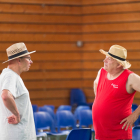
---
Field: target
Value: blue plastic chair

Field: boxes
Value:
[132,103,138,111]
[132,126,140,140]
[34,111,72,139]
[32,104,38,112]
[66,128,92,140]
[34,112,55,139]
[57,105,72,112]
[34,111,55,133]
[44,105,55,111]
[78,109,94,131]
[70,88,93,108]
[38,106,55,121]
[56,110,76,133]
[74,106,90,122]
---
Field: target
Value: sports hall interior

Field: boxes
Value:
[0,0,140,110]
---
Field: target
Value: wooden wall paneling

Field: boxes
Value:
[82,79,94,88]
[83,13,140,23]
[0,52,82,61]
[83,23,140,32]
[24,80,82,90]
[0,33,82,42]
[0,3,81,15]
[1,42,140,52]
[82,3,140,14]
[0,43,82,51]
[29,89,70,99]
[29,61,83,71]
[31,98,70,108]
[21,71,82,80]
[83,32,140,42]
[0,23,82,33]
[82,42,140,51]
[82,71,99,79]
[0,13,82,24]
[29,61,82,71]
[83,61,104,69]
[134,91,140,99]
[0,0,82,5]
[2,32,140,42]
[82,0,140,5]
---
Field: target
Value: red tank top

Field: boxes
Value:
[92,68,136,140]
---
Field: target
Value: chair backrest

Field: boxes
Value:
[34,111,55,133]
[38,106,55,120]
[74,106,90,121]
[66,128,92,140]
[79,110,93,128]
[57,105,72,112]
[44,105,55,111]
[132,126,140,140]
[32,104,38,112]
[132,103,138,112]
[70,88,87,106]
[56,110,76,132]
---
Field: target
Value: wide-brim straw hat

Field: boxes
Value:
[3,42,36,63]
[99,45,131,69]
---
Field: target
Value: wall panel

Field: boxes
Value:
[0,0,82,108]
[0,0,81,5]
[82,0,140,5]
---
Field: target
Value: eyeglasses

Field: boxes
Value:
[20,57,32,61]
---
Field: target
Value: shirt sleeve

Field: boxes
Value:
[1,73,17,98]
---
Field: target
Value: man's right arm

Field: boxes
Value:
[93,69,101,96]
[1,89,20,124]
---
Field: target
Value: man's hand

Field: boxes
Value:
[120,112,139,130]
[7,114,20,124]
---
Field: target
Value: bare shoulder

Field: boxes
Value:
[127,72,140,92]
[128,72,140,81]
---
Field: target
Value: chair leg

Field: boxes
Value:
[42,136,47,140]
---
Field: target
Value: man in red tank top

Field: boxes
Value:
[92,45,140,140]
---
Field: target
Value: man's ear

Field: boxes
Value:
[117,63,123,68]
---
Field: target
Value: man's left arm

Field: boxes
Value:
[121,73,140,130]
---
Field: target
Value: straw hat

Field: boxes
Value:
[99,45,131,69]
[3,42,36,63]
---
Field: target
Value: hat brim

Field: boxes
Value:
[99,49,131,69]
[2,50,36,64]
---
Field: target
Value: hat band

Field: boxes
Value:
[108,52,125,61]
[8,50,28,59]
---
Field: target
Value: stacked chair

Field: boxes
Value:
[34,104,94,140]
[56,110,76,133]
[34,111,55,140]
[57,105,72,112]
[70,88,93,109]
[43,105,55,111]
